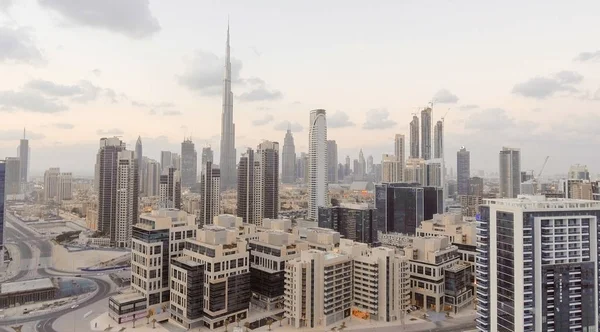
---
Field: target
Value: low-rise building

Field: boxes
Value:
[317,203,377,245]
[0,278,58,308]
[302,227,341,251]
[108,292,147,324]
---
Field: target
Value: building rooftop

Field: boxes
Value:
[445,262,471,273]
[1,278,56,294]
[110,292,146,304]
[484,195,600,210]
[173,256,201,267]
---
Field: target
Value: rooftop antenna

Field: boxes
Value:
[23,127,26,139]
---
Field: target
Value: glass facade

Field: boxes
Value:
[496,211,515,331]
[0,162,4,251]
[317,206,376,244]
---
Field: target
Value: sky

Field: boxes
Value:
[1,0,600,177]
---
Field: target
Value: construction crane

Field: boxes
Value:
[534,156,550,194]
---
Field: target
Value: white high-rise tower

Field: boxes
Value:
[308,109,328,220]
[219,23,236,191]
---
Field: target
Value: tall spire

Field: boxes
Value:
[23,127,26,139]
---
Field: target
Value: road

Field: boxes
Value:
[0,212,116,332]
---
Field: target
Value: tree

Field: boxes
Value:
[267,319,274,331]
[278,315,284,327]
[330,327,337,332]
[340,322,346,330]
[244,322,250,332]
[11,326,23,332]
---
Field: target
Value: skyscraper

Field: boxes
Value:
[58,172,72,202]
[144,159,161,197]
[434,120,443,159]
[44,167,61,202]
[18,128,29,184]
[381,154,402,183]
[476,197,600,332]
[394,134,405,180]
[457,146,470,195]
[308,109,328,221]
[358,149,366,178]
[4,157,20,195]
[171,153,181,171]
[326,140,338,184]
[0,161,5,252]
[160,151,172,172]
[237,148,256,224]
[256,141,280,221]
[282,129,296,184]
[96,137,138,247]
[568,164,590,180]
[135,136,143,192]
[366,155,374,175]
[160,167,181,209]
[181,138,197,188]
[344,155,351,176]
[409,115,419,158]
[421,107,432,160]
[219,24,237,191]
[201,146,213,176]
[499,147,521,198]
[199,162,220,227]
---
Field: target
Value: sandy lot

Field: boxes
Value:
[52,244,128,271]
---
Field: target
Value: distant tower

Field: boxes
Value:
[0,161,4,252]
[409,116,419,158]
[499,147,521,198]
[457,147,470,195]
[394,134,405,181]
[282,129,296,184]
[160,151,172,172]
[237,148,256,224]
[18,128,29,184]
[308,109,328,221]
[256,141,280,221]
[219,23,237,191]
[434,121,443,159]
[160,167,181,209]
[181,138,198,188]
[144,159,161,196]
[421,107,432,160]
[4,157,21,195]
[199,162,220,226]
[367,155,374,175]
[327,140,338,184]
[344,155,351,176]
[201,146,214,176]
[135,136,143,193]
[44,167,61,202]
[114,150,138,247]
[358,149,366,179]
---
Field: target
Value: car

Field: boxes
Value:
[71,304,79,309]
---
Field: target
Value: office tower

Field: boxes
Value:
[374,163,382,183]
[421,107,432,160]
[175,224,251,329]
[326,140,338,184]
[375,183,442,235]
[425,159,443,187]
[520,171,533,183]
[219,25,237,191]
[358,149,366,177]
[17,128,29,184]
[308,109,328,221]
[367,155,374,175]
[171,153,181,171]
[58,172,72,202]
[339,240,411,322]
[114,150,138,247]
[404,158,426,185]
[499,147,521,198]
[160,151,172,172]
[337,164,344,182]
[318,203,377,244]
[201,147,213,173]
[382,154,403,183]
[159,167,181,209]
[0,161,4,252]
[256,141,279,220]
[4,157,20,195]
[409,115,419,158]
[144,159,161,196]
[457,147,470,195]
[285,249,353,328]
[131,209,197,313]
[568,164,590,180]
[249,223,309,310]
[170,257,204,329]
[295,153,307,183]
[199,162,220,226]
[344,155,351,176]
[135,136,142,192]
[469,176,484,197]
[282,129,296,184]
[353,159,360,177]
[43,167,60,202]
[476,196,600,332]
[237,148,256,224]
[96,137,139,247]
[181,138,197,188]
[434,120,443,159]
[394,133,406,171]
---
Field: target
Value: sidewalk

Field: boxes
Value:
[91,312,171,332]
[0,243,21,282]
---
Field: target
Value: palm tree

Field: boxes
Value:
[11,326,23,332]
[330,326,337,332]
[267,318,274,331]
[340,322,346,330]
[244,322,250,332]
[224,317,230,332]
[152,318,157,329]
[237,317,241,327]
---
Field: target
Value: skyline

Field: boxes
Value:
[2,1,600,175]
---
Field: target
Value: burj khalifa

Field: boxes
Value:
[219,24,236,191]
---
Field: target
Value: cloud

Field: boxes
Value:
[459,104,479,111]
[574,50,600,62]
[274,121,303,132]
[512,71,583,99]
[328,111,355,128]
[177,51,243,96]
[92,68,101,76]
[25,79,82,96]
[252,114,274,126]
[0,26,44,64]
[433,89,459,104]
[238,87,282,102]
[362,109,397,130]
[38,0,160,39]
[0,0,13,12]
[162,110,181,116]
[96,128,123,136]
[24,79,117,103]
[53,123,74,129]
[0,129,44,140]
[0,90,67,113]
[464,108,515,131]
